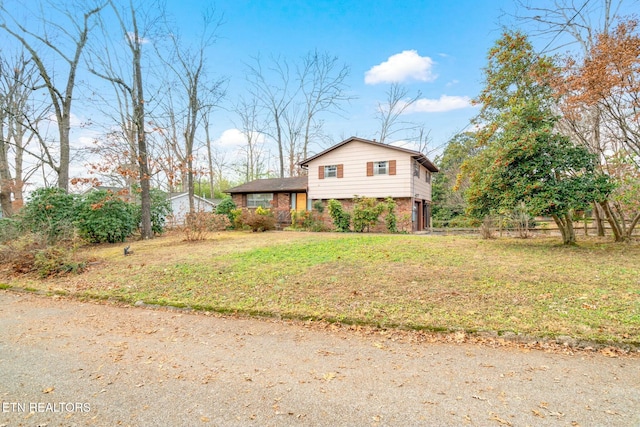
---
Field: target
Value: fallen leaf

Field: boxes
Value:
[42,386,55,394]
[532,409,544,418]
[200,416,210,422]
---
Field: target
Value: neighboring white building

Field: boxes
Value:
[168,192,219,225]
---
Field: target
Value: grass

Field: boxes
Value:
[1,230,639,347]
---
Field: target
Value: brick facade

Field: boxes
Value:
[312,197,420,232]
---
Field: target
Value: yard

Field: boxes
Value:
[1,231,639,347]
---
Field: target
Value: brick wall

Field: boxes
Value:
[313,197,416,232]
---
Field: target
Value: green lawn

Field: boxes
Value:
[2,231,639,346]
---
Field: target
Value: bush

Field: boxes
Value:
[34,246,86,278]
[148,188,172,235]
[235,207,276,232]
[290,209,328,232]
[327,199,351,232]
[0,217,22,244]
[0,233,84,277]
[20,187,78,244]
[352,196,385,232]
[384,197,398,233]
[182,212,232,241]
[215,197,237,225]
[76,190,137,243]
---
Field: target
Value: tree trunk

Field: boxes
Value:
[552,213,576,245]
[593,201,605,236]
[599,200,625,242]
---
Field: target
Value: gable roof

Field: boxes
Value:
[299,136,439,172]
[168,192,218,206]
[226,176,308,194]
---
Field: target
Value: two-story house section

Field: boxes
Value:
[299,136,438,231]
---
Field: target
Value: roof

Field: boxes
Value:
[299,136,439,172]
[169,192,218,206]
[226,176,308,194]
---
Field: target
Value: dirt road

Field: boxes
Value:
[1,290,638,426]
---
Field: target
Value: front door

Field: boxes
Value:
[296,193,307,212]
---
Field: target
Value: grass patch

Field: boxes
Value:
[2,231,639,346]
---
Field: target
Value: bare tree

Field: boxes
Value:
[154,9,226,213]
[297,50,352,160]
[0,0,105,191]
[0,53,48,215]
[88,0,161,239]
[234,97,267,181]
[246,56,296,178]
[375,83,421,144]
[245,50,351,177]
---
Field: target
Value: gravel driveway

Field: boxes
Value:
[1,290,638,426]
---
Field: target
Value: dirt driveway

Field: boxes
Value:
[1,290,638,427]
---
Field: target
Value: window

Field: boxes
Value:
[413,161,420,178]
[425,171,431,184]
[324,165,337,178]
[246,193,273,208]
[373,161,388,175]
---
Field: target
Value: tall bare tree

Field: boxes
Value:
[88,0,160,239]
[155,9,226,213]
[375,83,421,144]
[0,53,48,215]
[297,50,352,160]
[246,56,295,178]
[0,0,105,191]
[234,97,268,181]
[246,51,351,177]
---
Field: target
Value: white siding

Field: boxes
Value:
[413,164,432,201]
[307,140,432,200]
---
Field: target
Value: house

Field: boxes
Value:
[226,137,438,231]
[226,176,309,225]
[168,192,219,225]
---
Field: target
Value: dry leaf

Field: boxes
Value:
[42,386,55,394]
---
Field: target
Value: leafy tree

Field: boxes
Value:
[559,19,640,241]
[463,31,612,244]
[20,187,78,243]
[76,190,137,243]
[432,132,478,225]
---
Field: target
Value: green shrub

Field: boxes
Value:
[148,188,172,235]
[20,187,78,244]
[290,209,328,232]
[0,217,22,244]
[352,196,385,232]
[76,190,137,243]
[384,197,398,233]
[215,197,237,225]
[327,199,351,232]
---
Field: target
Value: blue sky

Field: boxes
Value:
[164,0,516,155]
[6,0,632,186]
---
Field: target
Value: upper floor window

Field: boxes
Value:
[425,171,431,184]
[324,165,337,178]
[413,160,420,178]
[247,193,273,208]
[373,161,388,175]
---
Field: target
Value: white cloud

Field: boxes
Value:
[365,50,437,85]
[216,128,266,147]
[403,95,473,113]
